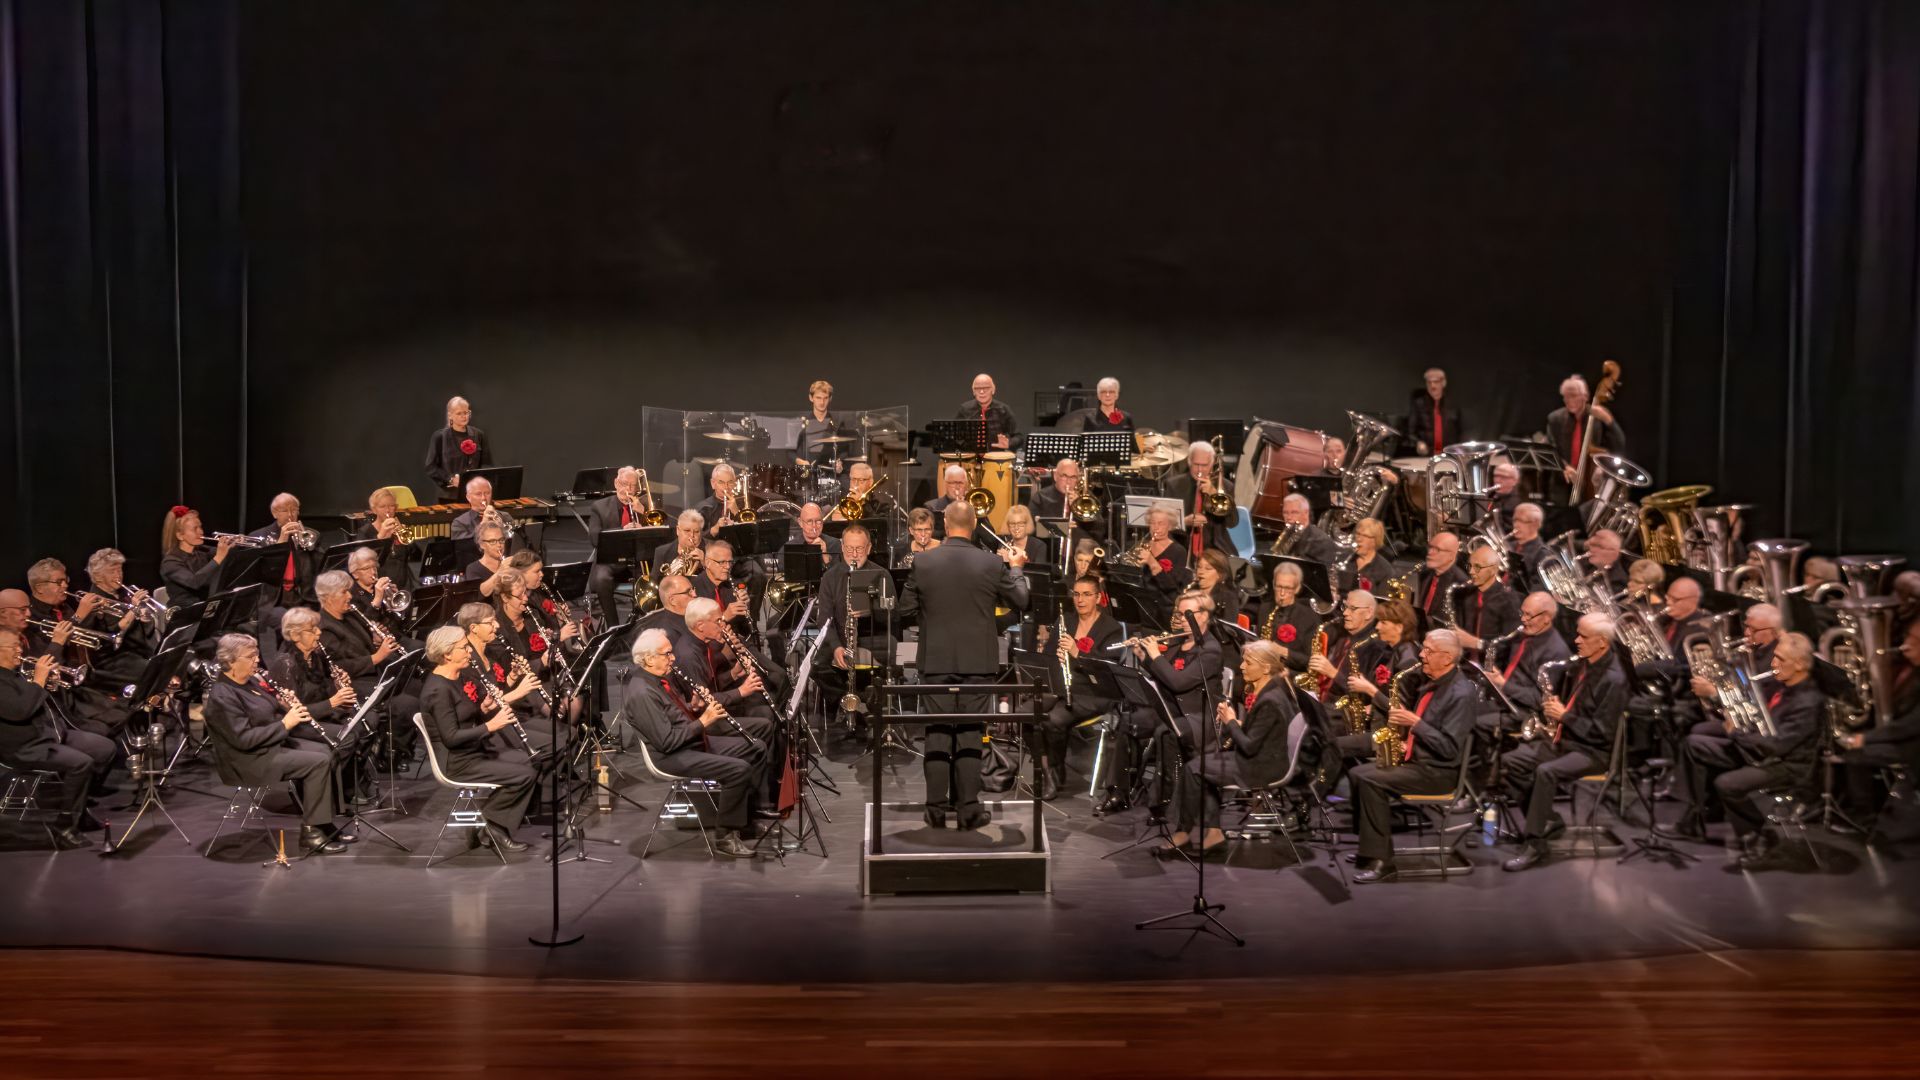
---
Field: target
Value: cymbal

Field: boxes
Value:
[692,456,725,465]
[813,434,857,444]
[705,431,755,443]
[644,482,681,496]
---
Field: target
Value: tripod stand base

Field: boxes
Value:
[528,932,585,948]
[1618,833,1700,865]
[1136,895,1245,946]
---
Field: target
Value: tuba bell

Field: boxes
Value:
[1837,554,1906,600]
[1686,503,1751,590]
[1638,484,1712,565]
[1425,440,1505,533]
[1819,595,1900,731]
[1730,538,1808,621]
[1583,452,1651,538]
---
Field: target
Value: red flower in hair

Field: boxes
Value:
[459,438,479,456]
[1075,636,1094,654]
[462,681,479,703]
[540,598,556,615]
[170,505,192,518]
[1172,658,1186,671]
[528,632,548,653]
[1157,558,1173,573]
[1375,664,1391,685]
[1276,624,1297,643]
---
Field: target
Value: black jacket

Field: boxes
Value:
[1405,392,1464,454]
[0,673,59,762]
[203,677,301,784]
[1733,677,1825,767]
[425,425,490,493]
[1149,632,1224,719]
[1227,679,1300,788]
[1161,471,1236,558]
[621,669,708,760]
[159,547,222,607]
[956,398,1019,447]
[1457,582,1522,648]
[421,671,495,773]
[896,536,1029,675]
[1548,648,1629,756]
[1261,599,1323,674]
[1492,628,1572,713]
[1400,666,1478,770]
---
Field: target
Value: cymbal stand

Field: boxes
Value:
[101,708,193,855]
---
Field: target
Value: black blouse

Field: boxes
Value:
[421,671,492,770]
[425,425,491,492]
[159,547,221,606]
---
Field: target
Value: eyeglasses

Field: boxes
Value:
[707,557,734,566]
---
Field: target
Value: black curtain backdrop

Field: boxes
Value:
[6,1,1919,584]
[1,0,244,584]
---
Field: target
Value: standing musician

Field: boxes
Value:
[249,492,320,610]
[924,464,969,516]
[418,626,536,853]
[353,487,414,583]
[1479,592,1572,737]
[1546,374,1624,500]
[620,628,763,858]
[959,373,1018,451]
[796,379,846,472]
[1163,441,1235,559]
[202,633,349,854]
[1500,613,1629,872]
[893,507,941,568]
[1349,518,1398,595]
[424,395,490,502]
[829,462,893,522]
[1085,377,1134,432]
[895,502,1030,829]
[787,502,841,567]
[465,524,515,598]
[1278,493,1340,566]
[450,476,519,551]
[587,466,654,621]
[1506,503,1549,592]
[1350,629,1480,883]
[1406,368,1463,457]
[1120,590,1225,817]
[1032,575,1125,799]
[1260,562,1320,679]
[271,607,370,800]
[159,506,237,608]
[1000,505,1049,568]
[1582,530,1631,594]
[0,628,114,848]
[1449,543,1521,658]
[1411,531,1468,632]
[1686,632,1827,870]
[1161,639,1297,859]
[653,510,707,585]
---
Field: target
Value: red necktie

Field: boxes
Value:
[1502,638,1529,679]
[1323,639,1350,696]
[1557,670,1588,744]
[1423,577,1437,612]
[621,505,632,527]
[1570,418,1583,467]
[1191,490,1204,557]
[284,551,297,594]
[1767,690,1783,710]
[1666,620,1679,644]
[1472,592,1485,635]
[661,678,708,749]
[1432,402,1443,451]
[1405,690,1435,761]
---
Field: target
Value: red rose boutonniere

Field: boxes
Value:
[528,632,548,654]
[491,661,507,682]
[1276,624,1297,644]
[462,681,479,703]
[460,438,479,456]
[1075,637,1095,654]
[540,598,556,615]
[1375,664,1391,685]
[1172,658,1186,671]
[1157,558,1173,572]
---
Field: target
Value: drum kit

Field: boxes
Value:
[701,429,867,508]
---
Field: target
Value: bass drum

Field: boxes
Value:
[1244,422,1328,527]
[747,464,806,503]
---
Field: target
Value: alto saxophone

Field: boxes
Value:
[1519,658,1571,742]
[1371,662,1422,768]
[1331,631,1378,735]
[1295,617,1332,695]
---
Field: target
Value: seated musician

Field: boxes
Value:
[346,546,409,638]
[1321,599,1421,790]
[587,466,653,620]
[819,526,889,727]
[1162,441,1234,559]
[1625,558,1666,607]
[24,560,129,738]
[653,510,707,584]
[959,372,1017,451]
[1582,529,1630,595]
[249,492,318,608]
[80,549,158,681]
[924,464,969,515]
[1506,502,1548,592]
[1836,620,1920,820]
[786,502,841,566]
[1547,374,1624,502]
[1501,613,1629,872]
[1671,602,1783,837]
[1260,562,1319,679]
[202,633,349,854]
[693,540,756,640]
[675,598,779,729]
[271,607,369,800]
[693,463,741,535]
[893,507,940,567]
[450,475,518,551]
[1686,632,1827,869]
[1001,505,1049,567]
[1450,542,1521,659]
[353,487,413,583]
[454,599,546,749]
[424,395,490,502]
[1103,589,1224,817]
[507,552,583,658]
[418,625,536,853]
[158,505,237,608]
[1279,493,1340,567]
[488,579,561,748]
[1411,531,1468,632]
[1033,575,1125,799]
[1161,639,1299,859]
[1308,589,1391,717]
[1085,377,1134,432]
[634,574,697,646]
[1350,628,1480,883]
[1406,367,1462,457]
[1071,539,1109,607]
[1896,570,1920,637]
[1479,592,1571,739]
[26,557,103,656]
[316,570,404,702]
[1027,458,1080,523]
[1134,505,1192,621]
[1488,462,1524,525]
[621,627,763,858]
[1193,549,1244,633]
[0,628,114,848]
[829,462,893,522]
[1796,556,1844,638]
[465,523,514,598]
[1349,517,1397,594]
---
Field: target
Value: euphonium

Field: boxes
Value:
[1638,484,1712,566]
[1372,662,1422,767]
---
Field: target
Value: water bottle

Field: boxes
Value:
[1481,805,1497,844]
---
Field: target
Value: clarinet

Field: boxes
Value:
[256,671,338,750]
[669,662,765,752]
[347,602,396,652]
[471,658,544,760]
[315,642,357,705]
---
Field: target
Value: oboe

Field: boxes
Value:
[669,662,764,752]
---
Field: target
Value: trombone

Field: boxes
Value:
[835,473,890,520]
[629,468,668,527]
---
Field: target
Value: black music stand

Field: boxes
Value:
[781,546,829,594]
[1025,430,1082,468]
[1187,418,1246,453]
[1082,431,1134,468]
[925,419,991,457]
[322,536,394,574]
[593,526,668,593]
[331,667,411,851]
[101,638,214,854]
[465,465,524,499]
[167,586,264,647]
[408,581,481,634]
[544,560,591,603]
[1105,574,1168,632]
[1093,659,1188,857]
[530,619,632,951]
[824,516,892,552]
[212,543,288,600]
[567,467,618,499]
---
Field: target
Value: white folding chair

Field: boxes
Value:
[413,714,507,867]
[635,740,723,859]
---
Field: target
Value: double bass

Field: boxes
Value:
[1569,359,1622,501]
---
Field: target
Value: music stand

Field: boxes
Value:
[101,640,212,854]
[1082,431,1134,468]
[332,666,410,851]
[408,581,481,633]
[568,467,618,499]
[782,546,829,592]
[1187,418,1247,453]
[1105,574,1168,632]
[1090,659,1192,856]
[212,543,287,599]
[1024,430,1082,467]
[543,560,591,602]
[322,536,394,575]
[593,526,668,586]
[925,419,991,457]
[465,465,524,499]
[165,586,263,647]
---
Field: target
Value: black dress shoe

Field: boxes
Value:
[300,826,347,854]
[957,810,991,830]
[714,833,757,859]
[1502,845,1547,873]
[76,811,105,833]
[1660,813,1708,841]
[923,807,947,829]
[474,828,530,853]
[50,827,88,851]
[328,824,359,844]
[1353,859,1398,884]
[1094,794,1130,816]
[1035,771,1061,801]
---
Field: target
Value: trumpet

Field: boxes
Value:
[214,526,319,551]
[210,531,269,549]
[68,588,156,625]
[27,618,119,651]
[371,578,412,615]
[16,661,88,690]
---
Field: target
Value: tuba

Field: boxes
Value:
[1818,595,1900,732]
[1333,411,1402,530]
[1638,484,1712,566]
[1582,452,1651,538]
[1686,503,1751,591]
[1425,441,1506,533]
[1729,538,1807,622]
[1837,554,1906,600]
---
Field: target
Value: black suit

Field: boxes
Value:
[1546,407,1625,502]
[1411,563,1470,633]
[1161,471,1235,559]
[419,672,537,832]
[957,398,1019,448]
[0,672,112,828]
[1456,582,1521,655]
[895,535,1030,819]
[1405,393,1463,455]
[203,677,337,826]
[1503,648,1629,844]
[1350,665,1478,863]
[1174,678,1298,834]
[620,669,762,830]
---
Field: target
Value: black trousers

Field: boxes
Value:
[656,734,763,831]
[446,754,537,833]
[1039,694,1109,777]
[8,737,109,827]
[1841,742,1916,816]
[249,745,339,826]
[1173,751,1250,834]
[1502,740,1603,843]
[587,563,635,631]
[1350,759,1456,863]
[1686,733,1802,838]
[922,673,991,816]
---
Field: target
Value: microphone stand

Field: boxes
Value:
[1136,637,1244,946]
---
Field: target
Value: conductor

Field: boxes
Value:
[896,502,1030,829]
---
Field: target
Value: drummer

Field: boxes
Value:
[959,373,1018,451]
[797,379,850,474]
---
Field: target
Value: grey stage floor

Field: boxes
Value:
[1,704,1915,984]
